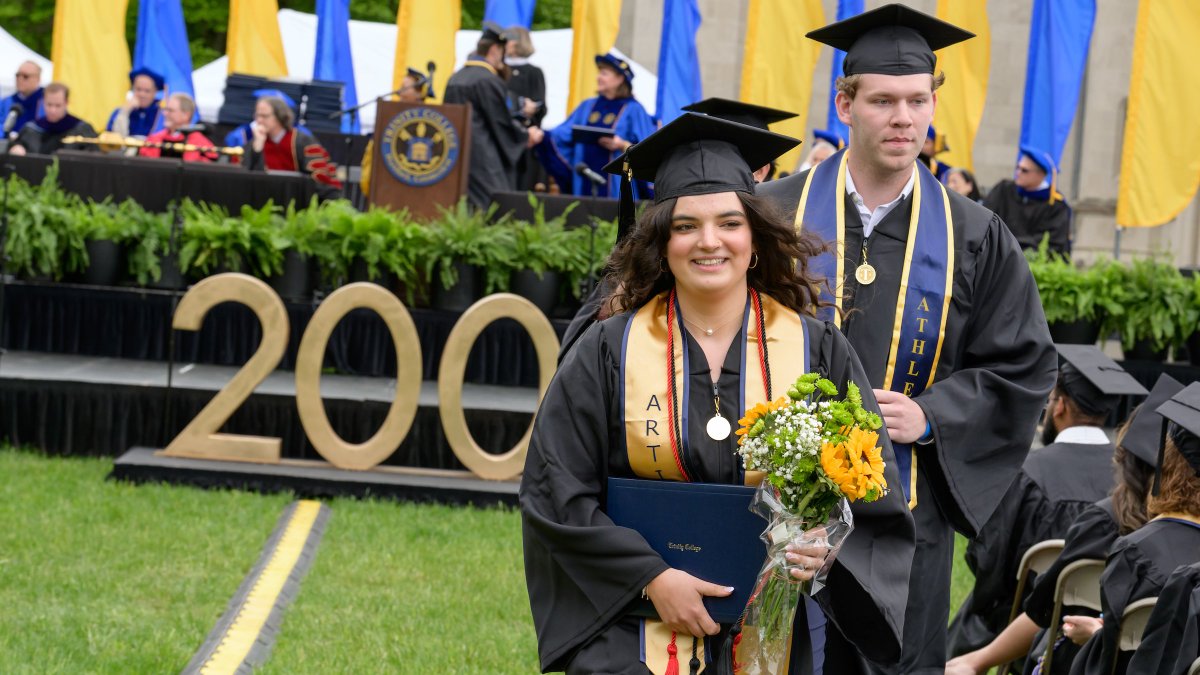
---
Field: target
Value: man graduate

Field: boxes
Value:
[984,146,1072,255]
[947,346,1147,658]
[757,5,1058,673]
[443,22,543,209]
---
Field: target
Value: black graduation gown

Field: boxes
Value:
[1125,562,1200,675]
[14,117,97,155]
[507,61,548,192]
[759,172,1058,674]
[982,180,1072,256]
[443,60,528,209]
[1068,519,1200,675]
[948,439,1115,656]
[1019,498,1121,675]
[520,310,915,674]
[243,128,343,200]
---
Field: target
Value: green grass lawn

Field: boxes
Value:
[0,447,976,673]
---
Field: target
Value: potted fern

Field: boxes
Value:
[503,195,577,315]
[1109,257,1190,361]
[1024,238,1109,344]
[426,200,512,312]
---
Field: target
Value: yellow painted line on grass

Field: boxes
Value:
[199,499,322,675]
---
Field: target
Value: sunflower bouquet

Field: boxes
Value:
[731,373,888,674]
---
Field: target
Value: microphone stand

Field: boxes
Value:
[162,157,186,444]
[0,156,13,378]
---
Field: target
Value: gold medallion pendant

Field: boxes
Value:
[855,262,877,285]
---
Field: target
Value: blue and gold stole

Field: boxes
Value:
[620,289,809,486]
[793,149,955,508]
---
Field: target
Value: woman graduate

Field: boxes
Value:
[520,113,914,674]
[1068,382,1200,675]
[538,53,657,197]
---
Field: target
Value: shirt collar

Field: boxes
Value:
[269,128,287,144]
[844,165,916,210]
[1053,425,1111,445]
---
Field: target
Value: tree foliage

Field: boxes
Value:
[1,0,571,70]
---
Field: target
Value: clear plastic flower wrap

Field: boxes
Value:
[731,482,854,675]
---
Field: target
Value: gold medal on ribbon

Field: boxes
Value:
[855,262,877,285]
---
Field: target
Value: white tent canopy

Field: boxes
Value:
[0,24,52,99]
[191,9,657,132]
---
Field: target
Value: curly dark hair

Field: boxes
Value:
[1111,417,1154,535]
[604,192,833,316]
[1147,430,1200,518]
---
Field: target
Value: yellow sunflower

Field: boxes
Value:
[735,397,791,445]
[820,426,887,501]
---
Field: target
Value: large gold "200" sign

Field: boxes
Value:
[158,274,559,480]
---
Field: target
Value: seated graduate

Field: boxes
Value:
[138,93,216,162]
[680,97,799,182]
[107,67,166,138]
[984,146,1072,256]
[243,94,341,199]
[520,112,914,675]
[538,53,656,197]
[948,346,1148,657]
[1125,561,1200,674]
[9,82,97,156]
[944,374,1182,675]
[1068,383,1200,675]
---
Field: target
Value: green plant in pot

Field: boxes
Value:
[502,195,577,314]
[425,199,513,311]
[384,215,434,306]
[1180,272,1200,366]
[1024,237,1108,344]
[4,164,83,281]
[559,216,618,304]
[1109,257,1190,360]
[330,204,399,284]
[70,198,128,286]
[177,200,286,279]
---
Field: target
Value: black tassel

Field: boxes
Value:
[1153,418,1167,496]
[616,155,636,243]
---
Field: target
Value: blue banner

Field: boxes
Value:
[655,0,702,125]
[484,0,536,30]
[825,0,862,142]
[315,0,360,133]
[133,0,195,102]
[1018,0,1095,167]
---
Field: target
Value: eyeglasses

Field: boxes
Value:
[15,72,36,79]
[1016,166,1035,174]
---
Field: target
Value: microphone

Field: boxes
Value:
[3,103,23,134]
[575,162,607,187]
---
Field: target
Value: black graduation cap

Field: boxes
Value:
[679,98,797,131]
[1122,374,1183,466]
[481,21,508,43]
[1056,345,1148,418]
[1155,382,1200,478]
[807,3,975,76]
[406,67,434,99]
[601,112,800,240]
[129,67,166,91]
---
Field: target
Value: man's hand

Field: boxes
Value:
[250,122,267,153]
[644,568,731,637]
[598,135,629,152]
[1062,615,1102,646]
[8,144,25,156]
[873,389,928,444]
[526,126,544,147]
[521,98,539,118]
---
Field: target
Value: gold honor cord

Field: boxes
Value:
[61,132,245,157]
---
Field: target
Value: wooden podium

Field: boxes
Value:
[368,101,472,218]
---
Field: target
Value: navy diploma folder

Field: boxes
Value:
[571,124,616,143]
[606,477,766,624]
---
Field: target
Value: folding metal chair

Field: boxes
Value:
[1009,539,1067,625]
[1041,558,1106,674]
[1189,655,1200,675]
[1113,596,1158,673]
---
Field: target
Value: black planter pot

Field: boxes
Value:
[1186,331,1200,367]
[432,261,481,313]
[510,269,560,316]
[1123,338,1169,362]
[81,239,123,287]
[349,258,393,288]
[268,250,313,301]
[149,253,185,290]
[1047,318,1102,345]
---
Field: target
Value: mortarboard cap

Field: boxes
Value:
[254,88,297,109]
[813,129,846,149]
[595,53,635,83]
[1020,145,1057,174]
[1122,374,1183,466]
[129,67,165,91]
[405,67,433,99]
[481,21,509,43]
[1056,344,1148,418]
[602,112,800,241]
[680,98,797,131]
[807,3,974,77]
[1155,382,1200,478]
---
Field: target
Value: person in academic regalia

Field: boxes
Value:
[107,67,166,138]
[138,93,216,162]
[360,68,431,195]
[797,129,846,174]
[1067,382,1200,675]
[756,6,1058,673]
[538,52,657,198]
[945,167,982,203]
[947,347,1149,662]
[984,146,1072,256]
[945,375,1180,675]
[520,112,915,675]
[504,26,550,192]
[9,82,97,156]
[1,60,45,138]
[920,123,952,182]
[1125,561,1200,675]
[556,99,801,364]
[243,95,342,199]
[444,22,543,209]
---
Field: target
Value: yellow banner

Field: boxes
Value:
[394,0,461,104]
[934,0,990,172]
[740,0,824,174]
[1116,0,1200,227]
[51,0,131,130]
[567,0,623,112]
[227,0,288,77]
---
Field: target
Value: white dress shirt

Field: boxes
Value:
[845,166,917,238]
